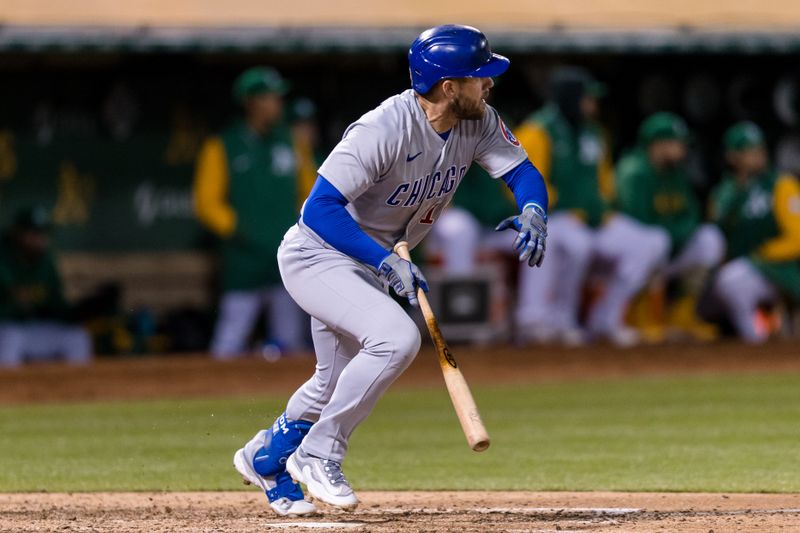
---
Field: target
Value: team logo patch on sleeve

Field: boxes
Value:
[500,119,520,146]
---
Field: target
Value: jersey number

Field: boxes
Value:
[419,206,437,225]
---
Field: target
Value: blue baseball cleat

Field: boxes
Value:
[234,417,316,516]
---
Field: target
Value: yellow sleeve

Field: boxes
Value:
[293,133,318,211]
[757,174,800,261]
[514,122,556,206]
[193,137,236,238]
[598,133,615,203]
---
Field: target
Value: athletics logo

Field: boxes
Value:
[500,119,520,147]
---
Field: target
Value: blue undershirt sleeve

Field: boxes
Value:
[301,175,391,268]
[500,160,549,214]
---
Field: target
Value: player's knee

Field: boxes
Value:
[397,321,422,362]
[648,228,671,266]
[389,318,422,362]
[367,315,421,365]
[714,259,750,305]
[697,225,726,267]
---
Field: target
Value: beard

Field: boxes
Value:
[449,94,485,120]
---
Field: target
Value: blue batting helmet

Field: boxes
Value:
[408,25,510,95]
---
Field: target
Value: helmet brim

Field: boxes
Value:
[468,53,510,79]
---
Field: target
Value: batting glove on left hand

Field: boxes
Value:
[378,253,429,307]
[495,203,548,267]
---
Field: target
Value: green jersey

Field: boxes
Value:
[711,170,800,300]
[452,165,516,227]
[0,239,68,321]
[195,121,299,291]
[517,104,612,227]
[615,148,700,253]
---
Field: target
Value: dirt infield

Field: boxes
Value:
[3,491,800,532]
[2,340,799,531]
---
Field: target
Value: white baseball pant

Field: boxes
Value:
[516,212,669,336]
[0,322,91,368]
[664,224,726,278]
[714,257,779,343]
[427,206,512,275]
[210,285,307,359]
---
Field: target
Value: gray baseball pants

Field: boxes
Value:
[277,224,421,462]
[0,322,91,368]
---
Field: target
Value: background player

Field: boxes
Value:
[711,122,800,342]
[193,67,308,360]
[615,112,726,340]
[233,24,549,513]
[0,206,92,367]
[513,67,668,346]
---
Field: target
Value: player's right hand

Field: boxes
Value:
[378,253,429,307]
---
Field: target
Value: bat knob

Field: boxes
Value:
[471,439,491,452]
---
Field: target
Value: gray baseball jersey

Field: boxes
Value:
[312,89,527,249]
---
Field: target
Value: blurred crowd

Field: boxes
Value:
[2,64,798,367]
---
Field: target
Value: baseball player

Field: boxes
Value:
[233,24,548,514]
[194,67,308,360]
[711,122,800,342]
[513,67,669,346]
[0,207,92,367]
[616,112,725,340]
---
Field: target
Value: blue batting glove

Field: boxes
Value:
[378,253,429,307]
[494,203,548,267]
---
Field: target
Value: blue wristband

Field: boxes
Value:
[501,160,549,214]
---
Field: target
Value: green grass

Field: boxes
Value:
[1,372,799,492]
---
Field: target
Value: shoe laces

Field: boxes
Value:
[321,459,349,486]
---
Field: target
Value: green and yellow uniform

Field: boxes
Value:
[287,97,323,208]
[514,103,615,227]
[615,148,700,253]
[197,66,309,357]
[712,169,800,300]
[193,121,298,291]
[451,165,515,227]
[615,112,700,254]
[0,239,68,322]
[615,113,723,341]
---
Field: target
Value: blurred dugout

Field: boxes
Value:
[1,1,800,352]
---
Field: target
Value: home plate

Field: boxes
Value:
[267,522,365,529]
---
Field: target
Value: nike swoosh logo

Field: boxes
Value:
[406,151,423,162]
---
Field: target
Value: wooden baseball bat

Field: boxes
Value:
[393,241,490,452]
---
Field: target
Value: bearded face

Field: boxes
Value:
[447,77,492,120]
[449,92,485,120]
